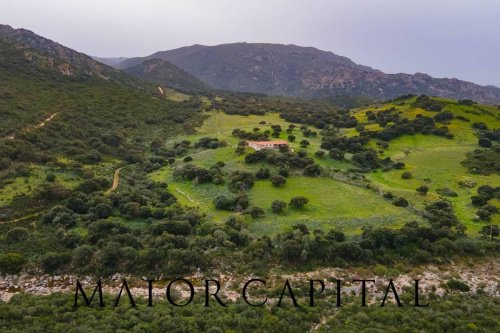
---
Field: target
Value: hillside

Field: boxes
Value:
[0,24,144,88]
[147,94,499,237]
[116,43,500,104]
[0,26,498,294]
[0,34,204,218]
[123,58,211,92]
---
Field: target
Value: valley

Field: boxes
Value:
[0,22,498,333]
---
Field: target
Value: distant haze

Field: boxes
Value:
[3,0,500,87]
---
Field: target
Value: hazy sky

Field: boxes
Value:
[3,0,500,86]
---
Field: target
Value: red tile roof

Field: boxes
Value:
[247,140,288,145]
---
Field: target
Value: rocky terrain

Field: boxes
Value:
[0,24,147,88]
[1,260,498,303]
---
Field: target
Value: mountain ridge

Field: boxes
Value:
[122,58,211,92]
[0,24,148,89]
[113,42,500,104]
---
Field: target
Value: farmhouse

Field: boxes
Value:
[247,140,288,151]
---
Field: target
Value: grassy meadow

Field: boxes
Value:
[148,96,498,236]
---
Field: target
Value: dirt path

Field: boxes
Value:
[0,212,42,225]
[4,113,58,140]
[106,167,123,194]
[175,187,196,203]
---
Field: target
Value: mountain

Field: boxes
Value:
[0,24,145,88]
[122,58,210,92]
[115,43,500,105]
[92,56,129,67]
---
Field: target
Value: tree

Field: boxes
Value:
[271,175,287,187]
[303,164,321,177]
[416,185,429,195]
[6,227,29,242]
[329,148,344,160]
[248,206,265,219]
[94,203,112,218]
[446,280,470,292]
[393,197,409,207]
[480,225,499,239]
[290,196,309,209]
[314,150,325,158]
[40,252,71,273]
[0,253,26,274]
[401,172,412,179]
[300,139,310,148]
[278,168,289,178]
[287,134,296,142]
[256,168,270,179]
[271,200,287,214]
[478,138,492,148]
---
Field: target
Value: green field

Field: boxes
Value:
[150,110,425,235]
[150,98,498,236]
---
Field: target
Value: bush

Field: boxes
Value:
[401,172,412,179]
[0,253,26,274]
[247,206,265,219]
[271,200,287,214]
[290,196,309,209]
[214,195,236,211]
[278,168,289,178]
[303,164,321,177]
[310,148,323,158]
[416,185,429,195]
[40,252,72,273]
[393,197,409,207]
[6,227,29,242]
[446,279,470,292]
[436,188,458,197]
[255,168,270,179]
[271,175,287,187]
[300,139,310,148]
[478,138,492,148]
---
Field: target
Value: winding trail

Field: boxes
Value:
[175,187,196,204]
[106,167,123,194]
[0,212,42,225]
[4,113,58,140]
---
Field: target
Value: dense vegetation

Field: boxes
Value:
[0,292,497,332]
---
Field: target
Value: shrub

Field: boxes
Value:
[6,227,29,242]
[271,200,287,214]
[290,196,309,209]
[0,253,26,274]
[303,164,321,177]
[247,206,265,219]
[314,150,325,158]
[255,168,270,179]
[416,185,429,195]
[393,197,409,207]
[401,172,412,179]
[271,175,287,187]
[278,168,289,178]
[446,280,470,292]
[478,138,492,148]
